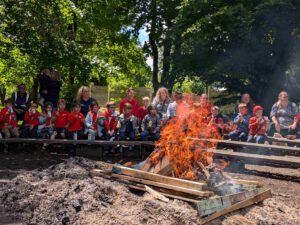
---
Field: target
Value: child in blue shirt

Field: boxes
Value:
[228,103,251,142]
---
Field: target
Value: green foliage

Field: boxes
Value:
[0,0,151,103]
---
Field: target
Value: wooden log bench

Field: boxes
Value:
[0,138,147,158]
[266,136,300,146]
[213,149,300,169]
[189,138,300,156]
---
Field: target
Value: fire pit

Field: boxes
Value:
[92,95,272,224]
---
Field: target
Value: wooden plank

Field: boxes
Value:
[232,179,263,187]
[189,137,300,155]
[267,136,300,145]
[144,185,170,202]
[200,189,272,224]
[213,149,300,168]
[110,165,207,191]
[127,184,199,203]
[196,188,267,217]
[0,138,143,146]
[156,155,173,176]
[140,159,153,172]
[109,173,214,197]
[92,174,200,203]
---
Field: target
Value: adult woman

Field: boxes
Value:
[233,92,255,119]
[119,88,139,117]
[38,68,61,108]
[11,84,31,122]
[270,91,298,137]
[152,87,171,119]
[76,86,96,117]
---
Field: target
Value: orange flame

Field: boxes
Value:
[152,94,224,180]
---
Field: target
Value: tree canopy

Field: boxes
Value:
[1,0,300,109]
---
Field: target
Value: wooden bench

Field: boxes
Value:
[266,136,300,145]
[188,138,300,156]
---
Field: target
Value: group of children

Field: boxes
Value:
[1,93,296,145]
[227,104,269,144]
[0,96,162,142]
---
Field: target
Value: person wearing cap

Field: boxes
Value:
[166,90,183,119]
[247,105,268,144]
[228,103,251,142]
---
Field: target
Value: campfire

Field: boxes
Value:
[92,94,272,224]
[142,94,230,187]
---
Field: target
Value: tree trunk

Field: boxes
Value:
[168,34,181,92]
[68,0,78,85]
[32,76,39,102]
[149,0,159,93]
[161,36,172,87]
[0,84,6,105]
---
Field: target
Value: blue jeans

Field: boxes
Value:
[68,130,85,140]
[228,130,248,142]
[140,130,160,141]
[119,121,135,140]
[247,135,265,144]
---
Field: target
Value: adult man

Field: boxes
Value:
[11,84,31,122]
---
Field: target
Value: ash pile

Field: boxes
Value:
[0,157,201,225]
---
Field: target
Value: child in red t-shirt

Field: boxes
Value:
[21,102,41,138]
[137,97,150,122]
[0,98,19,138]
[103,101,118,141]
[51,99,69,139]
[119,88,139,117]
[247,105,268,144]
[68,102,85,140]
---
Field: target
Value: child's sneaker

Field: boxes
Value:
[50,132,57,140]
[109,136,115,142]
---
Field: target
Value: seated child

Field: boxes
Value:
[208,106,224,136]
[118,103,139,140]
[138,97,150,122]
[103,101,118,141]
[51,99,69,139]
[247,105,267,144]
[21,102,41,138]
[85,101,104,140]
[38,102,55,138]
[68,102,85,140]
[140,105,161,141]
[228,103,251,142]
[0,98,19,138]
